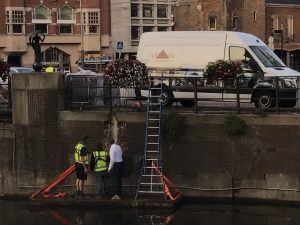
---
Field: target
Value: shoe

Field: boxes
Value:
[111,195,120,200]
[75,191,80,199]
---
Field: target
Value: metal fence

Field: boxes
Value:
[65,74,300,113]
[1,74,300,115]
[65,75,143,111]
[0,77,12,122]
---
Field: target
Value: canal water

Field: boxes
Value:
[1,200,300,225]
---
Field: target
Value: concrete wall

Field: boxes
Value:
[2,73,300,203]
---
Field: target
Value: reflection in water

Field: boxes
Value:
[1,200,300,225]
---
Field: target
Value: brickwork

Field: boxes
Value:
[242,0,266,40]
[175,0,227,31]
[174,0,265,40]
[1,0,111,70]
[3,74,300,201]
[266,6,300,47]
[3,108,300,200]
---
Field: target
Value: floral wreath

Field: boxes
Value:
[103,59,148,88]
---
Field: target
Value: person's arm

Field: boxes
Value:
[80,146,89,172]
[108,147,114,172]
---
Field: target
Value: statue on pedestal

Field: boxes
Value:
[29,30,45,72]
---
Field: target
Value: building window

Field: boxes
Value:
[271,15,279,31]
[35,24,48,34]
[83,12,99,34]
[253,10,257,22]
[157,5,167,18]
[143,26,153,33]
[143,4,153,17]
[33,5,51,20]
[59,25,72,34]
[232,16,238,30]
[208,17,216,30]
[6,10,25,34]
[58,6,75,22]
[131,4,138,17]
[286,16,293,38]
[131,26,139,40]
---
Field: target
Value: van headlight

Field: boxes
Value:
[282,78,296,88]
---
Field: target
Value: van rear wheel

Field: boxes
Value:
[160,89,174,107]
[254,92,275,109]
[153,88,174,107]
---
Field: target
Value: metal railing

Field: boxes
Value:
[65,74,300,114]
[2,74,299,114]
[0,77,12,122]
[65,74,144,111]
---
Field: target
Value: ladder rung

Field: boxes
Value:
[150,87,161,90]
[147,142,158,145]
[148,135,159,137]
[148,127,159,129]
[142,175,161,177]
[149,118,159,121]
[146,158,158,161]
[145,166,161,169]
[140,183,163,185]
[149,111,160,113]
[138,191,165,194]
[147,151,158,153]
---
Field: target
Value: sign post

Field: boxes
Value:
[117,41,123,59]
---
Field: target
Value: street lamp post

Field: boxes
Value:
[99,9,102,73]
[80,0,85,69]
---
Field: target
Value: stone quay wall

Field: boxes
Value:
[1,73,300,203]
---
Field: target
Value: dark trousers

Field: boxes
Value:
[112,162,123,196]
[95,170,108,195]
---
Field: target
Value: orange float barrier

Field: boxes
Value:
[31,164,75,199]
[151,161,182,201]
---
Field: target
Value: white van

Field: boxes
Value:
[137,31,300,108]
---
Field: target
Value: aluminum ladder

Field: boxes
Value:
[135,74,165,199]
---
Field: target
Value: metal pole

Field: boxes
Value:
[80,0,85,69]
[281,30,283,61]
[99,9,102,73]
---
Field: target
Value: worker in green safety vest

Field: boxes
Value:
[90,142,109,199]
[74,135,89,199]
[45,66,54,72]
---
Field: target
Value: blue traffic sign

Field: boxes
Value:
[117,42,123,49]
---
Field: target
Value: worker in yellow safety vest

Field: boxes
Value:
[45,66,54,72]
[74,135,89,199]
[90,143,109,199]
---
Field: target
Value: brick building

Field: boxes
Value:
[173,0,265,41]
[0,0,111,73]
[265,0,300,71]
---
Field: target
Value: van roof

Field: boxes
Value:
[139,31,266,47]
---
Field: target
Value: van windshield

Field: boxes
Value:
[250,46,285,68]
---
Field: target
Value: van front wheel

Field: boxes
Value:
[254,92,275,109]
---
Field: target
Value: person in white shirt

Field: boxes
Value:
[108,139,123,200]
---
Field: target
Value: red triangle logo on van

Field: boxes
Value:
[156,50,169,59]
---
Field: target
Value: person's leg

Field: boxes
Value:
[78,164,87,198]
[75,178,80,198]
[75,163,81,198]
[114,162,123,197]
[102,173,108,196]
[95,172,102,195]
